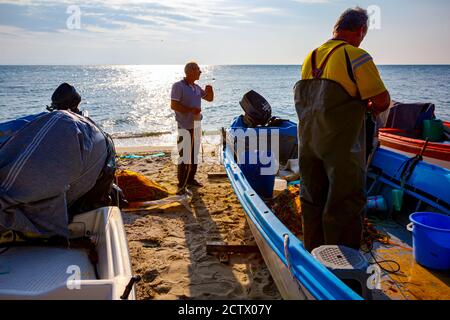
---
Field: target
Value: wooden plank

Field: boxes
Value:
[207,172,228,179]
[206,241,260,254]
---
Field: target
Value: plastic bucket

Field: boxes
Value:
[423,119,444,142]
[407,212,450,270]
[238,150,276,199]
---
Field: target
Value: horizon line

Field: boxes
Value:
[1,63,450,67]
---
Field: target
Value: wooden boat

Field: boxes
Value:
[378,121,450,169]
[224,120,450,300]
[0,207,136,300]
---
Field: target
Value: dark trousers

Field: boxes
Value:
[177,128,200,189]
[300,152,365,252]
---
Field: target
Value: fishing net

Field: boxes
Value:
[115,170,170,202]
[272,184,303,237]
[362,217,391,248]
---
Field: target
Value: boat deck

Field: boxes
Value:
[369,218,450,300]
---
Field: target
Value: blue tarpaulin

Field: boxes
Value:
[0,111,108,236]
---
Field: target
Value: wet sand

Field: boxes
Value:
[116,144,281,300]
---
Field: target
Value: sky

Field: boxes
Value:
[0,0,449,65]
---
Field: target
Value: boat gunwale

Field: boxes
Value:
[379,132,450,162]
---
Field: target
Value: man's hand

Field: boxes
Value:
[367,90,391,116]
[367,100,380,117]
[191,107,201,121]
[203,85,214,102]
[191,107,201,115]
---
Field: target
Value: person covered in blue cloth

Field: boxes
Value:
[47,82,83,114]
[0,83,118,237]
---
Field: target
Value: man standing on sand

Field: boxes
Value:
[294,7,391,252]
[171,62,214,193]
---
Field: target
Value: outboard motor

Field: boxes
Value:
[233,90,299,166]
[239,90,272,127]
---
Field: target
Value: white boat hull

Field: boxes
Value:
[0,207,135,300]
[245,215,314,300]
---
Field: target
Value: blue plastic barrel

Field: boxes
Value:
[229,116,294,199]
[408,212,450,270]
[238,150,276,200]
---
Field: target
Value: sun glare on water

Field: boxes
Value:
[102,65,215,147]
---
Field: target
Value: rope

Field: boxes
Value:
[283,234,295,279]
[361,241,401,274]
[395,138,429,188]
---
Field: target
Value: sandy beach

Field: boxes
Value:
[116,143,281,300]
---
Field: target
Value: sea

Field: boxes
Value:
[0,65,449,147]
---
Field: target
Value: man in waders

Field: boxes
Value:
[294,7,391,252]
[171,62,214,194]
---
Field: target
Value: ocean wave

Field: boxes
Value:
[111,131,173,139]
[111,129,222,140]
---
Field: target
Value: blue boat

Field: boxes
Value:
[223,117,450,300]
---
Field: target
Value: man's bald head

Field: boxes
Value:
[333,7,369,47]
[185,62,199,74]
[184,61,202,83]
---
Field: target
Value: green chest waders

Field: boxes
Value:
[294,44,367,252]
